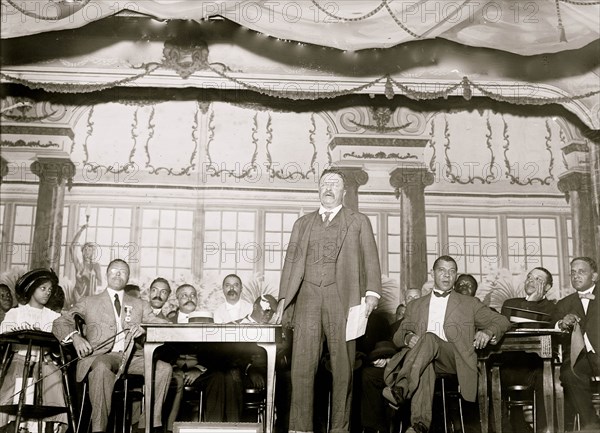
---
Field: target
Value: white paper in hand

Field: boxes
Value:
[346,297,368,341]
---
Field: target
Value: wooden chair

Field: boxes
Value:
[73,313,144,433]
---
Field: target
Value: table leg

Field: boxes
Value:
[478,360,489,433]
[257,342,276,433]
[491,365,502,433]
[144,343,159,433]
[542,359,554,433]
[554,364,564,433]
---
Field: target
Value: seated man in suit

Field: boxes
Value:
[552,257,600,430]
[213,274,253,324]
[385,255,511,433]
[166,284,239,423]
[500,267,556,433]
[52,259,172,433]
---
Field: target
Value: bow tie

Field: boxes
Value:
[579,292,595,300]
[433,290,451,298]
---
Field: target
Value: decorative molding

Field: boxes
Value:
[443,113,498,185]
[427,119,436,174]
[144,104,199,176]
[342,151,417,160]
[204,110,259,179]
[502,116,554,186]
[266,114,317,180]
[562,141,589,154]
[0,139,60,148]
[329,136,428,148]
[1,124,74,139]
[83,106,137,175]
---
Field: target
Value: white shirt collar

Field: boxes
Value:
[177,311,189,323]
[580,285,595,295]
[319,204,342,221]
[106,288,123,302]
[152,308,162,316]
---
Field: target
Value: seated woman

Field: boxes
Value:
[0,268,68,433]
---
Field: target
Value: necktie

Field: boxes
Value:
[323,211,332,227]
[433,290,451,298]
[114,294,121,316]
[578,292,595,300]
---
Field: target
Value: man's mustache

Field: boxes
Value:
[227,289,238,296]
[184,301,196,307]
[152,296,162,301]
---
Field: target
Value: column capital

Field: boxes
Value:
[30,157,76,190]
[557,171,591,202]
[389,166,435,198]
[336,167,369,189]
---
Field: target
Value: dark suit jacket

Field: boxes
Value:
[53,289,167,382]
[393,291,511,401]
[552,285,599,367]
[278,207,381,324]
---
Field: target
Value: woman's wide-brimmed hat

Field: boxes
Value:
[15,268,58,300]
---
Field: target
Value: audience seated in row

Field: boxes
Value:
[1,254,598,433]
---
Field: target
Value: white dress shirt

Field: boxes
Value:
[580,285,595,352]
[426,290,450,342]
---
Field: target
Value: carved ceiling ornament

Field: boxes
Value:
[162,38,210,79]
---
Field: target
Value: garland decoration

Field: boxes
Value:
[1,64,598,108]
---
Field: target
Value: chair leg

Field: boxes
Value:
[458,394,465,433]
[441,378,448,433]
[532,391,536,433]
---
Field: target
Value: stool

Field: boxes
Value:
[505,384,536,432]
[0,330,77,433]
[243,387,266,423]
[434,374,465,433]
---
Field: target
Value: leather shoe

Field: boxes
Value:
[406,422,428,433]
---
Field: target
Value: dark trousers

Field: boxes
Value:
[290,281,354,433]
[561,351,600,428]
[87,353,172,432]
[394,333,457,429]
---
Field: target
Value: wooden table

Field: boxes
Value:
[142,323,281,433]
[477,329,563,433]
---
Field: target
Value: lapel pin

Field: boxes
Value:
[124,305,133,323]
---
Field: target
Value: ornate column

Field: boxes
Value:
[30,157,75,269]
[558,171,597,260]
[587,138,600,265]
[0,157,8,184]
[390,166,434,293]
[337,167,368,211]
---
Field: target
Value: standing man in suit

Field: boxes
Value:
[553,256,599,430]
[52,259,172,433]
[274,167,382,433]
[387,255,511,433]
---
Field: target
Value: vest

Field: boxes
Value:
[303,215,340,287]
